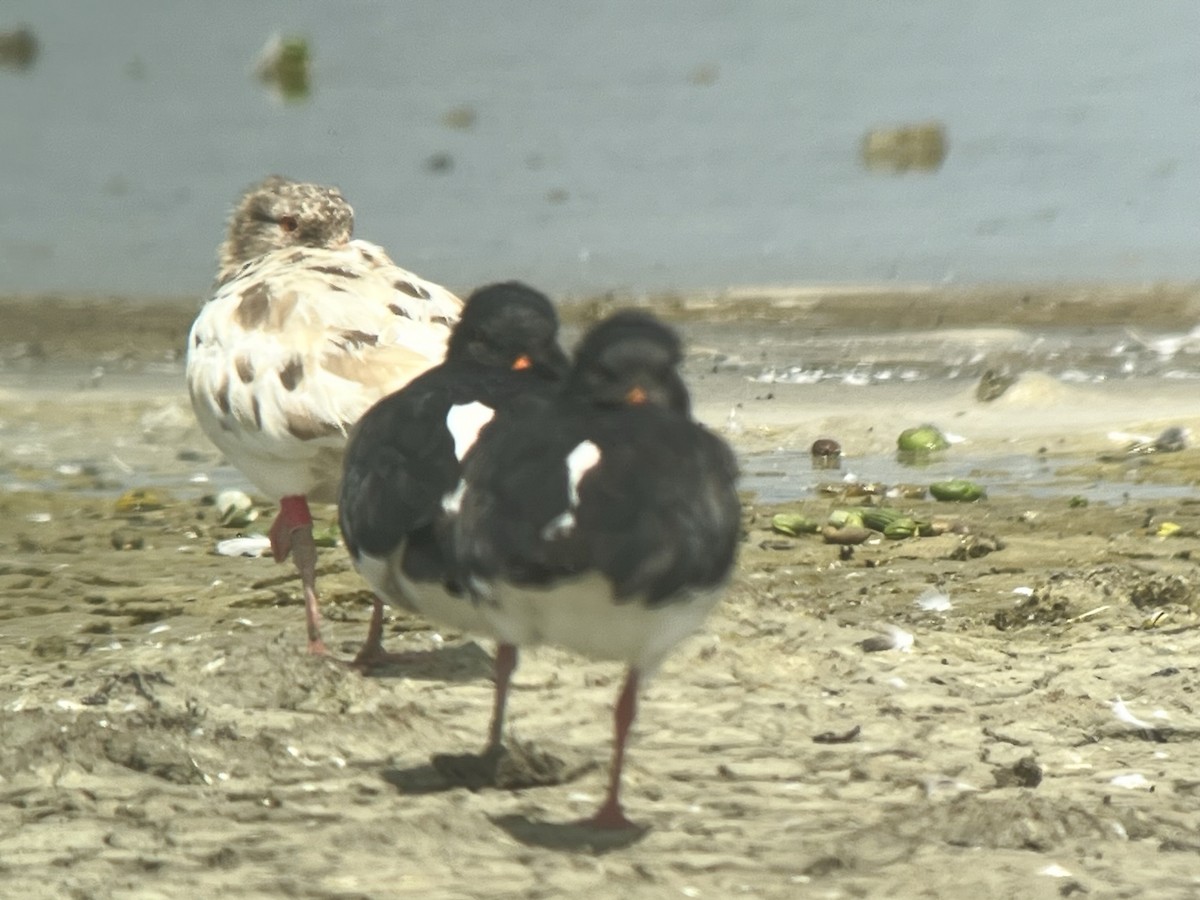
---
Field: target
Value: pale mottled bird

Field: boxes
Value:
[187,175,462,654]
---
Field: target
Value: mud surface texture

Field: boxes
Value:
[2,287,1200,898]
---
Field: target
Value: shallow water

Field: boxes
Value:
[4,322,1199,509]
[690,322,1200,386]
[3,1,1200,298]
[741,448,1197,506]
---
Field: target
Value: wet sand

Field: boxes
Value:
[3,287,1200,898]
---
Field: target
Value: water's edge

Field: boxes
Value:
[6,280,1200,362]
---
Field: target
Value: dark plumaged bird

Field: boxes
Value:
[339,282,568,718]
[449,311,741,828]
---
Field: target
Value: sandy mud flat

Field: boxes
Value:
[2,287,1200,898]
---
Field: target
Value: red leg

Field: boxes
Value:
[270,497,326,655]
[351,595,426,671]
[486,643,519,751]
[581,668,640,830]
[289,525,327,655]
[268,495,312,564]
[267,512,291,563]
[351,594,388,669]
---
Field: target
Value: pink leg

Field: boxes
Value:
[486,643,519,750]
[291,526,326,656]
[269,496,326,655]
[351,595,388,669]
[268,495,311,563]
[351,596,425,671]
[581,668,640,830]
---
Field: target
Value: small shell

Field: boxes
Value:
[1154,426,1189,453]
[822,525,873,545]
[1142,609,1170,629]
[215,490,258,527]
[810,438,842,469]
[215,535,271,558]
[915,588,952,612]
[860,624,914,652]
[888,483,928,500]
[843,481,885,497]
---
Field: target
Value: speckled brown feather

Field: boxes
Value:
[187,176,463,503]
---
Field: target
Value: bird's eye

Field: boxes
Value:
[278,215,299,233]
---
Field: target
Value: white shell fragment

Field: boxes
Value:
[915,587,952,612]
[724,405,744,435]
[1039,864,1073,878]
[1110,697,1153,730]
[921,775,979,799]
[215,535,272,557]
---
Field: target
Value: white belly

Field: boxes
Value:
[355,546,495,637]
[479,572,724,674]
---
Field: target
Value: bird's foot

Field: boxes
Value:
[575,799,640,831]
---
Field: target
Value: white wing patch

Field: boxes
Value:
[446,402,496,461]
[565,440,602,504]
[442,478,468,515]
[541,440,602,540]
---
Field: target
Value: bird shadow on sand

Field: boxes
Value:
[381,739,597,795]
[488,814,650,854]
[351,639,494,683]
